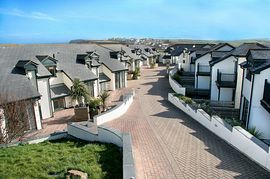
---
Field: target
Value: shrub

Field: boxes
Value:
[248,127,263,139]
[150,61,156,68]
[224,118,243,127]
[173,94,192,104]
[133,67,140,80]
[172,73,181,83]
[181,96,192,104]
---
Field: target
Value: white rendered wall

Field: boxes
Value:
[242,73,252,100]
[210,56,236,101]
[248,69,270,139]
[100,64,115,91]
[197,76,210,89]
[37,78,52,119]
[235,57,246,108]
[49,72,64,85]
[195,53,211,89]
[93,80,98,97]
[33,100,42,130]
[62,72,73,89]
[94,90,135,125]
[169,68,186,95]
[168,93,270,171]
[181,52,192,72]
[65,96,72,108]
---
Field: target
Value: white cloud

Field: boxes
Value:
[0,8,57,21]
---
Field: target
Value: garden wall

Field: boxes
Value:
[169,68,186,95]
[168,93,270,171]
[67,122,136,179]
[94,89,135,125]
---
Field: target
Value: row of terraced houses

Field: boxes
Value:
[0,44,159,134]
[165,42,270,141]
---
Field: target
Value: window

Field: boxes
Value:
[47,66,56,76]
[53,98,65,111]
[245,69,251,81]
[85,81,94,97]
[115,71,125,89]
[183,60,186,64]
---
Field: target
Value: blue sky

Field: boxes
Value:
[0,0,270,43]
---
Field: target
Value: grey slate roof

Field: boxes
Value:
[193,43,235,62]
[101,44,141,60]
[240,49,270,73]
[166,44,209,56]
[0,44,128,103]
[210,43,269,66]
[232,43,268,57]
[50,83,71,99]
[128,45,156,58]
[99,73,111,83]
[94,46,128,72]
[0,47,41,103]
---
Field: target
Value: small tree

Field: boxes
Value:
[87,97,101,119]
[0,96,30,144]
[100,91,110,112]
[133,67,140,80]
[166,60,170,74]
[71,78,89,106]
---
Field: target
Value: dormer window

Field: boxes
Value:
[36,55,58,77]
[48,66,56,76]
[110,52,118,59]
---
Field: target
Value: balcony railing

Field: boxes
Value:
[261,79,270,113]
[216,70,236,88]
[196,63,211,76]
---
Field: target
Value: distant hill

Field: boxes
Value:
[69,39,123,44]
[160,38,270,47]
[69,38,270,47]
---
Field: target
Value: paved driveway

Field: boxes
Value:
[105,66,270,179]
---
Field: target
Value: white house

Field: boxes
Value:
[179,44,214,72]
[209,43,268,107]
[194,43,235,92]
[0,44,129,134]
[239,49,270,139]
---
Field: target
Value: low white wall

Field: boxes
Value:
[169,68,186,95]
[94,90,135,125]
[67,123,122,147]
[67,122,136,178]
[168,93,270,171]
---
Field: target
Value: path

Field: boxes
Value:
[105,65,270,179]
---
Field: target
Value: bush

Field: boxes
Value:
[172,73,181,83]
[173,94,192,104]
[150,61,156,68]
[224,118,243,127]
[248,127,263,139]
[133,67,140,80]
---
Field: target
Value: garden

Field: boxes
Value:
[0,139,122,179]
[173,93,263,138]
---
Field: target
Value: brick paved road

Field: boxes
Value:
[106,66,270,179]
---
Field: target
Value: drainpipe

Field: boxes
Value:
[209,66,212,99]
[247,74,255,129]
[239,68,245,120]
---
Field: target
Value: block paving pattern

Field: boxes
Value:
[106,66,270,179]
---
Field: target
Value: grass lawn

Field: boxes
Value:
[0,139,122,179]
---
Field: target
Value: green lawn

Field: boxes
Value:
[0,139,122,179]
